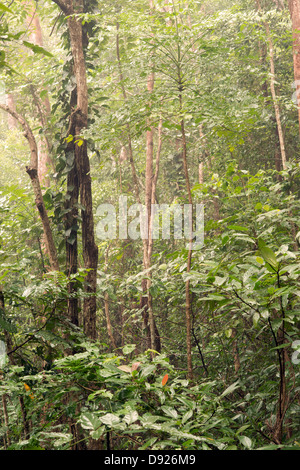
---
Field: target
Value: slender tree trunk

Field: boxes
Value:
[288,0,300,134]
[19,396,30,439]
[116,17,161,353]
[172,10,194,378]
[198,125,206,184]
[178,89,193,379]
[116,22,143,200]
[256,0,287,169]
[231,328,240,374]
[6,94,17,129]
[1,395,10,448]
[144,9,156,352]
[267,31,287,170]
[142,0,162,355]
[63,86,79,327]
[26,1,53,186]
[0,291,10,448]
[0,104,59,272]
[104,246,117,350]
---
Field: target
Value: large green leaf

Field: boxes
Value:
[22,41,54,58]
[0,2,13,13]
[258,239,279,272]
[220,381,240,398]
[80,412,102,430]
[100,413,120,426]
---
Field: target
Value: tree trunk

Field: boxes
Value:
[116,22,143,200]
[0,104,59,272]
[116,16,161,353]
[65,134,80,326]
[26,1,53,186]
[144,63,156,353]
[53,0,99,339]
[256,0,287,169]
[266,31,287,170]
[104,246,117,350]
[6,94,17,129]
[288,0,300,134]
[142,0,162,355]
[178,89,193,379]
[0,292,10,419]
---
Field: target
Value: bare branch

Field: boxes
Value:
[0,104,59,271]
[0,103,38,168]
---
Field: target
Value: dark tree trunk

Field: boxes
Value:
[53,0,99,339]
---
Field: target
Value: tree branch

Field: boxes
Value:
[0,104,59,271]
[51,0,71,15]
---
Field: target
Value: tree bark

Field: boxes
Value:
[142,0,162,355]
[26,1,53,186]
[288,0,300,134]
[0,104,59,272]
[116,17,161,353]
[178,81,193,379]
[53,0,99,339]
[266,30,287,170]
[104,246,117,350]
[6,94,17,129]
[0,290,10,449]
[256,0,287,169]
[180,114,193,380]
[65,95,80,327]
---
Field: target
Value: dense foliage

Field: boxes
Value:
[0,0,299,451]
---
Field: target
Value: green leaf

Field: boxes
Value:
[75,139,84,147]
[0,3,13,13]
[65,134,74,143]
[122,344,136,355]
[258,239,279,272]
[161,406,178,419]
[123,410,139,425]
[100,413,120,427]
[139,437,158,450]
[270,342,291,351]
[228,225,248,232]
[253,311,260,327]
[225,328,232,338]
[181,409,193,425]
[220,381,239,397]
[140,364,156,377]
[80,412,102,431]
[0,313,17,333]
[238,435,252,449]
[198,294,227,301]
[88,390,113,401]
[39,432,72,448]
[23,41,54,58]
[91,426,105,440]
